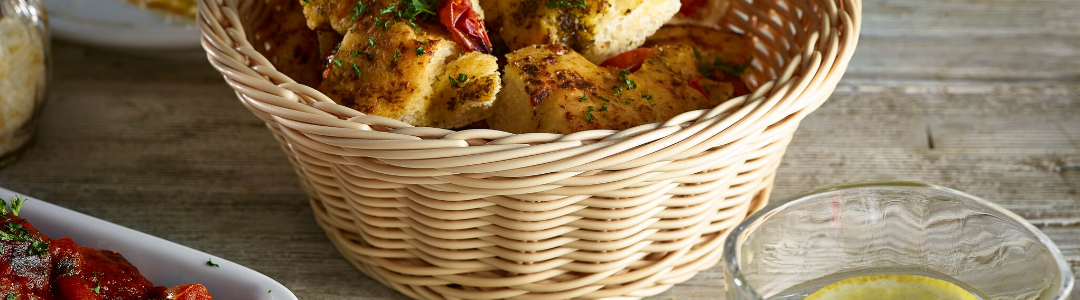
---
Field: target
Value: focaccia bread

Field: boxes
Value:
[645,24,754,96]
[489,44,732,134]
[301,0,502,128]
[481,0,681,63]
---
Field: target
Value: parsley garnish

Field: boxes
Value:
[393,49,400,61]
[641,94,653,100]
[692,47,702,60]
[396,0,438,29]
[578,94,588,102]
[0,197,50,256]
[351,50,361,57]
[332,59,343,68]
[6,293,15,300]
[618,69,637,89]
[595,95,611,103]
[0,196,24,215]
[614,86,623,96]
[348,1,367,21]
[415,42,427,56]
[91,282,101,294]
[624,100,631,104]
[351,63,362,77]
[449,73,468,87]
[712,59,751,77]
[302,0,308,4]
[380,3,396,14]
[206,258,220,268]
[368,38,376,48]
[599,103,608,112]
[545,0,585,9]
[585,106,596,122]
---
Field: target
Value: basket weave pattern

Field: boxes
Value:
[198,0,860,298]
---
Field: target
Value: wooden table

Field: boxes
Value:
[1,0,1077,298]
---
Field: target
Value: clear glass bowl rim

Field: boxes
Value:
[722,181,1075,300]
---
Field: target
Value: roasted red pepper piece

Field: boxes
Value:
[679,0,707,16]
[599,48,654,72]
[688,76,708,97]
[163,284,213,300]
[439,0,492,53]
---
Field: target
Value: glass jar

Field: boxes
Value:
[0,0,48,167]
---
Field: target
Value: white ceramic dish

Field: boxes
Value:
[45,0,201,57]
[0,187,298,300]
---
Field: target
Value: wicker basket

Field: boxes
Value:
[197,0,860,298]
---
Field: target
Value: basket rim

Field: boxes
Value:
[195,0,862,171]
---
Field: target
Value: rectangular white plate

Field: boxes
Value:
[0,187,298,300]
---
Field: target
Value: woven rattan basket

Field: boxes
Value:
[198,0,860,298]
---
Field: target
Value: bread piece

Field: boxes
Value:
[483,0,681,64]
[318,21,501,128]
[489,44,731,134]
[645,25,754,96]
[253,0,322,87]
[302,0,485,34]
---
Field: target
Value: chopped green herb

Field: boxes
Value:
[692,47,702,60]
[368,37,376,48]
[415,42,426,56]
[0,198,50,257]
[206,258,220,268]
[1,196,24,216]
[374,17,391,30]
[366,53,375,60]
[585,106,596,122]
[268,290,272,294]
[6,293,15,300]
[641,94,653,100]
[618,69,637,89]
[599,103,608,112]
[624,100,631,104]
[449,73,468,87]
[302,0,309,4]
[397,0,439,29]
[332,59,343,68]
[332,42,342,54]
[380,3,396,14]
[351,50,361,57]
[578,94,588,102]
[393,49,400,61]
[351,63,362,77]
[545,0,585,9]
[349,28,356,33]
[613,86,623,96]
[348,1,367,21]
[595,95,611,103]
[91,282,101,294]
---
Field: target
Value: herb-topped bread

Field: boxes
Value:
[299,0,501,128]
[481,0,682,63]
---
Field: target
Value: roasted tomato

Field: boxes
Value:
[439,0,492,53]
[599,48,654,72]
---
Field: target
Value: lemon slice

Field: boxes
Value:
[804,274,979,300]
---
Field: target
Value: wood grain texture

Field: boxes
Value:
[0,0,1077,298]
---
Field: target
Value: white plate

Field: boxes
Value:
[45,0,201,56]
[0,187,298,300]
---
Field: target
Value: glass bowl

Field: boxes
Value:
[723,181,1074,300]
